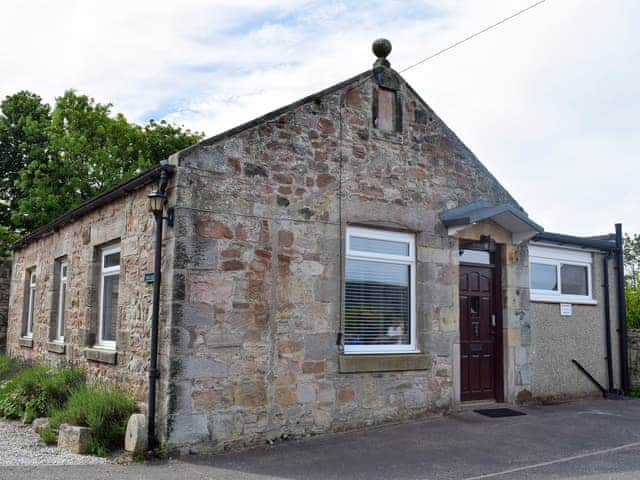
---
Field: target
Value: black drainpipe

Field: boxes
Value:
[602,252,614,393]
[147,167,170,451]
[615,223,630,395]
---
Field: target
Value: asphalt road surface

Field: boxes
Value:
[2,398,639,480]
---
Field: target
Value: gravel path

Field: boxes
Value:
[0,420,110,466]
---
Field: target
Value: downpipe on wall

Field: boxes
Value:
[602,252,615,394]
[147,164,173,451]
[615,223,631,395]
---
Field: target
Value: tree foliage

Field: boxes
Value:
[0,91,51,228]
[624,233,640,329]
[0,90,203,235]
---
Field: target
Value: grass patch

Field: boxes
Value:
[46,384,136,456]
[0,356,22,381]
[0,365,84,422]
[630,387,640,398]
[39,424,58,445]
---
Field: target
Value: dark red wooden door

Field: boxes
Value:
[460,265,497,401]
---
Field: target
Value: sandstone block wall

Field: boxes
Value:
[165,67,522,453]
[5,189,171,411]
[4,65,546,454]
[0,259,10,353]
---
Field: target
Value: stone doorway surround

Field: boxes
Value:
[450,221,533,404]
[439,202,542,405]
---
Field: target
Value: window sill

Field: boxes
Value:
[339,353,431,373]
[47,341,66,354]
[18,337,33,348]
[530,296,597,306]
[84,347,117,365]
[370,129,403,145]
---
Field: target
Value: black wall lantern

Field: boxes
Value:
[147,188,174,227]
[146,166,172,451]
[460,235,496,253]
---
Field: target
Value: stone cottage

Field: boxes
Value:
[5,40,629,453]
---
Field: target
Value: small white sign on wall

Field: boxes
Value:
[560,303,572,316]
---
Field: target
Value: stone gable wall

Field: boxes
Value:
[5,188,172,417]
[0,259,10,353]
[166,67,528,453]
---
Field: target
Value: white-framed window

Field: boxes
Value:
[97,245,120,349]
[344,226,416,354]
[529,244,594,304]
[24,270,36,338]
[55,261,68,342]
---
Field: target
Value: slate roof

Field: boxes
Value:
[439,200,544,235]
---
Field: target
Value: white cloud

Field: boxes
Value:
[1,0,638,235]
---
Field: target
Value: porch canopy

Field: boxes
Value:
[439,201,543,244]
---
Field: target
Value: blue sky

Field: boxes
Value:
[1,0,639,235]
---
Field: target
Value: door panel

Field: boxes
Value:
[460,264,497,401]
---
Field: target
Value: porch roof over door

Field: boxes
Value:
[439,201,544,244]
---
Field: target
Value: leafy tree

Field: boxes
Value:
[624,233,640,289]
[0,92,51,228]
[6,90,202,232]
[143,119,201,162]
[627,287,640,330]
[624,233,640,329]
[0,227,19,257]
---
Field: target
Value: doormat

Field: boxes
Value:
[474,408,526,418]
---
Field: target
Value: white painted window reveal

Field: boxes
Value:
[55,261,68,341]
[25,270,36,338]
[98,245,120,349]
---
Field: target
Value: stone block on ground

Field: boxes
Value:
[32,417,49,434]
[58,424,91,454]
[125,413,148,453]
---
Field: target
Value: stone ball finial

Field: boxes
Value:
[372,38,392,59]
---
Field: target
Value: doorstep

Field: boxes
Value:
[458,399,500,411]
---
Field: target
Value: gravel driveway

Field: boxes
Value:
[0,420,109,466]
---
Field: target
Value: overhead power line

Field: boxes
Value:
[399,0,547,73]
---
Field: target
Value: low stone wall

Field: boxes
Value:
[629,330,640,388]
[0,259,10,353]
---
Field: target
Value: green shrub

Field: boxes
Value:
[47,384,136,456]
[627,287,640,330]
[39,424,58,445]
[0,365,84,422]
[0,356,22,381]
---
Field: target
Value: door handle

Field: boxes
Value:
[491,314,496,328]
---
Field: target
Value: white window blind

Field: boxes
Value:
[344,227,416,354]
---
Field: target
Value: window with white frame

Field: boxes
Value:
[344,227,416,354]
[98,245,120,348]
[529,244,594,303]
[24,270,36,337]
[55,261,68,341]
